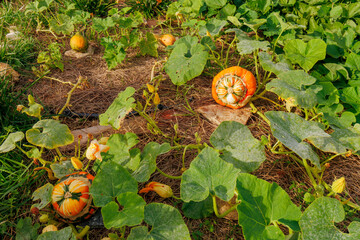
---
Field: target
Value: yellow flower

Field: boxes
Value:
[332,177,346,194]
[139,182,173,198]
[153,93,160,105]
[71,157,83,170]
[86,139,110,161]
[147,84,155,93]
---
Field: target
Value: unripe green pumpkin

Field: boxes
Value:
[70,33,88,53]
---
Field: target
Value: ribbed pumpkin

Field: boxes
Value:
[212,66,257,109]
[70,33,88,53]
[52,172,96,222]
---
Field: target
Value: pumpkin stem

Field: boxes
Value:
[64,191,72,199]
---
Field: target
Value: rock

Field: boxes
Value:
[196,104,252,126]
[64,45,94,58]
[0,62,20,82]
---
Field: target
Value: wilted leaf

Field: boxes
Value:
[0,132,24,153]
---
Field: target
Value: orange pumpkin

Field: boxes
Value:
[52,172,96,222]
[70,33,88,53]
[158,34,176,47]
[212,66,257,109]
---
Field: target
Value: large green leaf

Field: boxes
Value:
[0,132,24,153]
[236,39,270,55]
[300,197,360,240]
[199,18,228,36]
[265,111,328,167]
[49,14,74,35]
[236,174,302,240]
[102,132,139,166]
[31,183,53,210]
[102,192,145,229]
[284,39,327,72]
[132,142,171,182]
[15,217,39,240]
[37,226,76,240]
[90,161,138,207]
[182,196,214,219]
[331,124,360,153]
[345,53,360,71]
[100,37,126,70]
[210,121,266,172]
[205,0,226,9]
[165,36,208,85]
[340,87,360,113]
[127,203,191,240]
[26,119,74,149]
[92,17,116,32]
[246,0,271,13]
[99,87,136,129]
[266,70,321,109]
[259,52,292,76]
[180,147,239,202]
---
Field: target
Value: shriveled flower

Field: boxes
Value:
[86,139,110,161]
[139,182,173,198]
[71,157,83,170]
[332,177,346,194]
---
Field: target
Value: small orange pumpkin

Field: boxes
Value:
[70,33,88,53]
[52,172,96,222]
[212,66,257,109]
[158,34,176,47]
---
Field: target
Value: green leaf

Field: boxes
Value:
[132,142,171,182]
[181,147,239,202]
[15,217,39,240]
[102,192,145,229]
[182,196,214,219]
[0,132,24,153]
[26,119,74,149]
[165,36,209,85]
[345,53,360,71]
[102,133,139,166]
[205,0,226,9]
[199,18,228,36]
[236,174,302,240]
[300,197,360,240]
[25,0,53,14]
[266,70,321,109]
[37,226,76,240]
[259,52,292,76]
[139,32,158,58]
[100,37,126,70]
[90,161,138,207]
[284,39,327,72]
[331,124,360,153]
[99,87,136,129]
[236,39,270,55]
[92,17,115,32]
[340,87,360,113]
[31,183,53,210]
[50,160,74,179]
[49,14,74,35]
[265,111,330,168]
[128,203,191,240]
[210,121,266,172]
[246,0,271,14]
[19,95,43,119]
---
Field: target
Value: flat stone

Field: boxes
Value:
[0,62,20,82]
[64,45,94,59]
[196,104,252,126]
